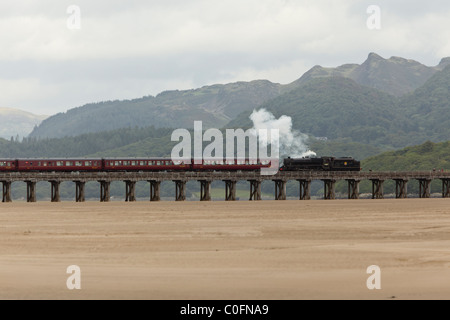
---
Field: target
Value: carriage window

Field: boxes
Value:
[75,161,82,167]
[43,162,48,166]
[57,161,63,166]
[131,161,136,166]
[0,162,4,166]
[85,161,92,166]
[115,161,120,166]
[140,161,145,166]
[66,161,73,166]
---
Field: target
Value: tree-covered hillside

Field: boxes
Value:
[0,127,174,158]
[29,80,282,138]
[29,53,450,143]
[362,140,450,172]
[341,140,450,196]
[400,65,450,142]
[228,77,414,148]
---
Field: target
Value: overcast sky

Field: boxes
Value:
[1,0,450,115]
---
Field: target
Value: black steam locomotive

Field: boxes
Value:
[280,157,361,171]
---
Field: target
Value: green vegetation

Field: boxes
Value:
[29,80,282,138]
[0,126,175,158]
[228,77,412,148]
[362,140,450,172]
[400,65,450,142]
[338,140,450,195]
[229,65,450,150]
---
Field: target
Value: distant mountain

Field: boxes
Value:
[399,65,450,141]
[0,108,47,140]
[285,53,450,97]
[29,80,282,138]
[28,53,450,140]
[228,77,417,148]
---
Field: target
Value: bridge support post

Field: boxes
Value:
[199,180,212,201]
[2,181,12,203]
[248,180,262,201]
[50,181,61,203]
[418,179,432,199]
[74,181,86,202]
[322,179,336,200]
[224,180,237,201]
[347,179,360,200]
[26,181,37,203]
[273,180,287,200]
[149,180,161,202]
[298,179,311,200]
[394,179,408,199]
[442,179,450,198]
[99,181,110,202]
[371,179,384,199]
[174,180,186,201]
[125,181,136,202]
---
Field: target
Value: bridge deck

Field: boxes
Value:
[1,170,450,182]
[2,171,450,202]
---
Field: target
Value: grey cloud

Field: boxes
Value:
[0,0,449,114]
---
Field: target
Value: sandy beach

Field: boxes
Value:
[1,199,450,300]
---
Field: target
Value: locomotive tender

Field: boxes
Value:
[0,156,360,172]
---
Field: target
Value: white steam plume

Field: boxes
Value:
[249,109,316,158]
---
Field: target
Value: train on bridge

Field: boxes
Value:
[0,157,361,173]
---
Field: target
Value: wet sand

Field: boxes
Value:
[1,199,450,300]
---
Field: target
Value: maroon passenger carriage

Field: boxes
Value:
[103,158,191,171]
[0,160,18,171]
[16,159,102,172]
[103,158,273,171]
[191,158,273,171]
[0,158,274,172]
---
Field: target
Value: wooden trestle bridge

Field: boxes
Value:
[1,171,450,203]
